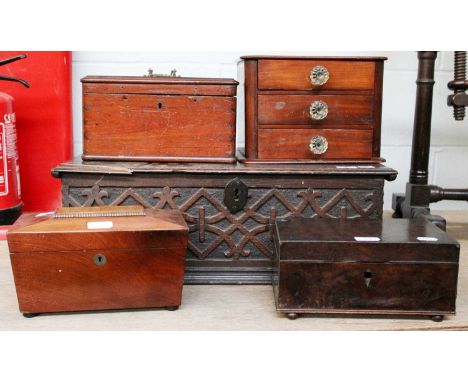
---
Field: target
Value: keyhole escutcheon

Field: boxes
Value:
[93,253,107,266]
[364,269,372,288]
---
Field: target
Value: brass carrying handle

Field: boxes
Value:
[309,100,328,120]
[145,68,179,77]
[309,135,328,155]
[310,65,329,86]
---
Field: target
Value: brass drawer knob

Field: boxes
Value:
[309,100,328,120]
[309,135,328,154]
[310,65,329,86]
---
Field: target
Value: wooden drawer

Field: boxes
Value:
[258,129,373,160]
[258,59,376,90]
[277,262,458,313]
[258,94,373,125]
[240,56,385,163]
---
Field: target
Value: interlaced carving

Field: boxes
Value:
[64,185,380,260]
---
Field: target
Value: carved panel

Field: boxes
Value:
[63,184,382,261]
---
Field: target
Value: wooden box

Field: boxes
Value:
[7,206,189,316]
[238,56,386,163]
[52,158,397,284]
[273,217,459,321]
[81,75,238,163]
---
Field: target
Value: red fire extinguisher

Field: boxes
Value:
[0,54,29,225]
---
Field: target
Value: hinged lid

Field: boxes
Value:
[7,206,189,253]
[51,157,398,180]
[81,75,239,96]
[275,218,459,263]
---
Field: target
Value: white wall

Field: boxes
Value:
[71,51,468,211]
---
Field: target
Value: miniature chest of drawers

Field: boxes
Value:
[239,56,386,163]
[273,217,459,321]
[53,158,397,284]
[81,75,238,163]
[7,206,189,316]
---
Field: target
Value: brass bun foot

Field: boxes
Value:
[431,315,444,322]
[286,313,299,320]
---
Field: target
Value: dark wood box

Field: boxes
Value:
[273,217,460,320]
[7,206,189,316]
[238,56,386,164]
[81,75,238,163]
[52,159,397,284]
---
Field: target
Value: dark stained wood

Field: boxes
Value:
[258,60,377,91]
[258,94,373,125]
[273,217,460,319]
[81,76,238,163]
[52,157,398,178]
[275,217,460,261]
[239,56,386,163]
[258,129,373,160]
[277,262,458,314]
[7,206,189,314]
[52,158,397,284]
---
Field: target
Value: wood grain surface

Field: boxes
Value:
[0,212,467,330]
[258,94,373,125]
[258,129,373,160]
[258,59,376,90]
[276,262,458,314]
[240,56,383,163]
[7,208,189,314]
[52,156,398,177]
[83,83,237,96]
[83,93,236,161]
[273,217,459,318]
[11,248,186,314]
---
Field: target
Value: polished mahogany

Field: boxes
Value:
[7,206,189,316]
[81,75,238,163]
[239,56,386,163]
